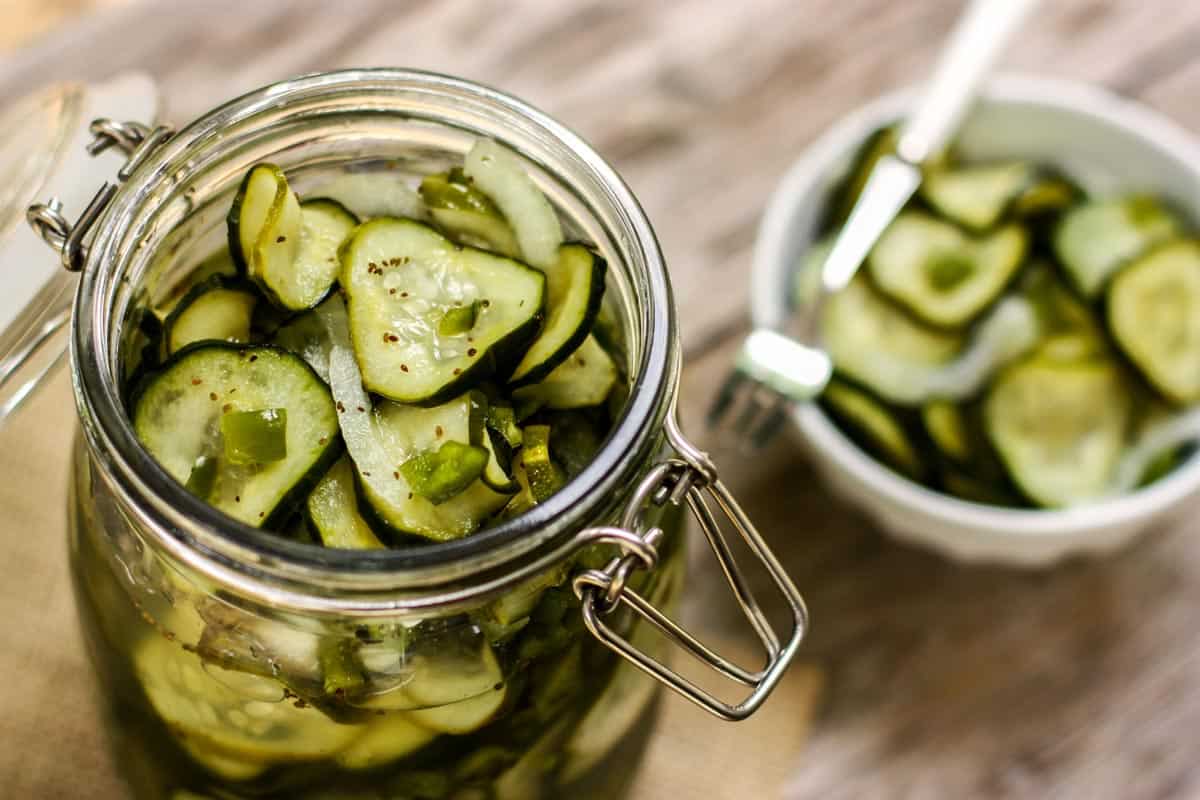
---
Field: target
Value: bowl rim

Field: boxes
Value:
[750,72,1200,535]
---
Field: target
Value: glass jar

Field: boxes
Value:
[23,69,807,800]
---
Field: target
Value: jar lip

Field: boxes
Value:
[73,68,676,600]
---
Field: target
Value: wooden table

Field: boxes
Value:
[4,1,1200,797]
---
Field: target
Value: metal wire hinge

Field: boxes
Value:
[572,416,809,721]
[27,119,174,273]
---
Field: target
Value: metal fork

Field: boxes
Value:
[707,0,1038,448]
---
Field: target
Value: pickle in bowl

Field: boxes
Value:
[801,128,1200,510]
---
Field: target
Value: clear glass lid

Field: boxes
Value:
[0,72,158,419]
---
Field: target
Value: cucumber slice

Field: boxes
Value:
[341,218,545,405]
[405,644,506,734]
[133,344,341,528]
[1011,174,1080,219]
[484,564,569,627]
[919,161,1036,231]
[1107,240,1200,404]
[511,335,617,411]
[287,197,358,308]
[270,295,341,383]
[463,138,563,270]
[1054,195,1182,297]
[823,277,1039,405]
[823,127,898,230]
[227,163,306,309]
[1020,264,1108,359]
[134,635,360,765]
[868,211,1028,328]
[422,169,520,257]
[162,276,257,355]
[509,244,607,386]
[328,317,510,540]
[430,208,520,259]
[477,402,519,494]
[821,380,925,480]
[984,357,1131,507]
[306,457,386,550]
[921,401,970,463]
[519,425,565,502]
[180,741,266,782]
[335,714,437,771]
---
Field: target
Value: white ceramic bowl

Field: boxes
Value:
[752,74,1200,567]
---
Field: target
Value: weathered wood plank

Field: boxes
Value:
[3,2,1200,798]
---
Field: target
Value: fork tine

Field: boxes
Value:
[750,394,791,450]
[730,383,768,440]
[706,368,748,429]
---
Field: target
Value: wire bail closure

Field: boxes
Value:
[27,119,173,273]
[572,415,809,721]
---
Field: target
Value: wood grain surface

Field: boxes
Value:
[3,1,1200,798]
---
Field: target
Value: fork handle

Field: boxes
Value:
[896,0,1038,165]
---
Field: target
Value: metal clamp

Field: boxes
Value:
[26,118,173,272]
[572,416,809,721]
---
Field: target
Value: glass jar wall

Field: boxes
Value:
[64,71,685,799]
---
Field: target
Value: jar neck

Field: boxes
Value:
[71,69,678,614]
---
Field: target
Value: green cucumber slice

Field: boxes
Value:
[821,380,925,480]
[306,457,386,550]
[1020,264,1108,360]
[509,244,607,386]
[162,276,257,355]
[921,401,970,463]
[341,218,545,405]
[511,335,617,411]
[475,394,519,495]
[822,276,1039,405]
[822,275,961,400]
[1010,173,1080,219]
[134,635,361,766]
[429,207,521,258]
[335,714,437,770]
[133,344,341,528]
[328,322,509,540]
[984,357,1131,507]
[1108,239,1200,403]
[286,197,358,309]
[270,295,341,383]
[419,169,504,215]
[921,163,1079,229]
[404,644,507,734]
[1054,195,1181,297]
[919,161,1036,231]
[519,424,565,502]
[227,163,306,309]
[868,211,1028,328]
[463,138,563,270]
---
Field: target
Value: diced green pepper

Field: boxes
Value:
[521,425,564,503]
[419,169,504,217]
[438,302,480,337]
[320,637,366,699]
[220,408,288,464]
[184,454,218,499]
[400,441,489,504]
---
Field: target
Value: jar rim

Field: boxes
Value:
[72,68,677,610]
